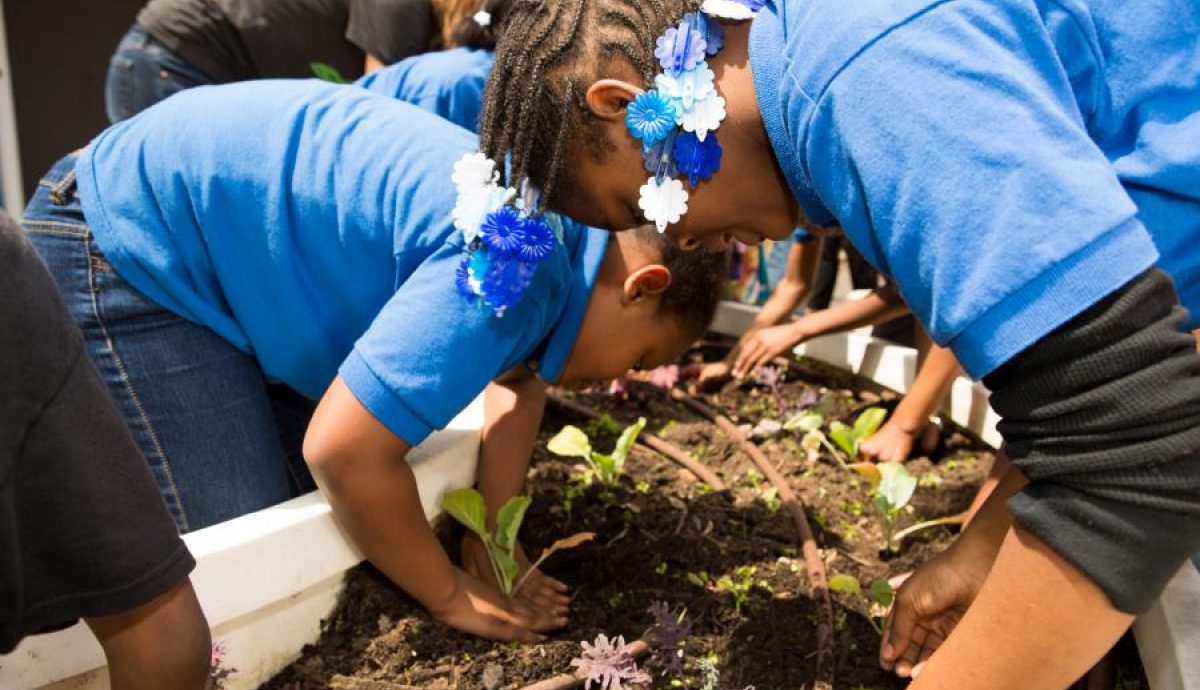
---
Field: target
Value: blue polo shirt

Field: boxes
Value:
[76,80,607,446]
[750,0,1200,377]
[355,48,494,132]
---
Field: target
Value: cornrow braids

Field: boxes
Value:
[480,0,701,210]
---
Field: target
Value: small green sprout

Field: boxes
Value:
[853,462,918,550]
[745,469,781,514]
[828,574,895,635]
[715,565,758,614]
[828,407,887,458]
[441,488,593,595]
[548,417,647,485]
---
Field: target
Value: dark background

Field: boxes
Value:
[5,0,143,199]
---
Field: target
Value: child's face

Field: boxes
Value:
[553,21,801,249]
[557,312,692,388]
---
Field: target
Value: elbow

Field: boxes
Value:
[303,422,351,492]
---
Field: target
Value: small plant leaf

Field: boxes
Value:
[309,61,347,83]
[828,421,857,457]
[548,425,593,461]
[611,417,647,466]
[494,495,532,552]
[441,488,488,538]
[878,462,917,511]
[784,410,824,432]
[491,547,520,594]
[853,407,888,441]
[512,532,595,597]
[827,573,861,595]
[849,461,882,487]
[867,578,895,608]
[592,453,618,483]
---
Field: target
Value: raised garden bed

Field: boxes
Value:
[260,341,1002,690]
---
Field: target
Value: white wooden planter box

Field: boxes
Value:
[1,397,483,690]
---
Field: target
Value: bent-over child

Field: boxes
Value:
[24,80,725,642]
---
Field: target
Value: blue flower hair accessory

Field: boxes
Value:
[630,4,761,232]
[451,152,562,316]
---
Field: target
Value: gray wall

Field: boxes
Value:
[4,0,144,201]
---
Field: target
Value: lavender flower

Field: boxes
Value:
[654,20,707,76]
[752,364,786,398]
[648,601,692,677]
[571,634,651,690]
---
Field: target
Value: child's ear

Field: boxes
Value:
[623,264,672,304]
[586,79,643,122]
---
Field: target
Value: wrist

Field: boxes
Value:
[425,567,465,616]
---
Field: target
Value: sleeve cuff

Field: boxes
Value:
[339,350,434,446]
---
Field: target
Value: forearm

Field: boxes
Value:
[478,374,547,527]
[888,345,960,434]
[793,289,908,340]
[911,526,1134,690]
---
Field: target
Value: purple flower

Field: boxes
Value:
[625,90,677,146]
[514,216,557,262]
[701,13,724,55]
[654,20,707,77]
[570,634,651,690]
[481,207,524,258]
[671,130,722,187]
[648,601,692,676]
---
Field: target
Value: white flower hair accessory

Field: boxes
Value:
[473,10,492,26]
[626,3,762,233]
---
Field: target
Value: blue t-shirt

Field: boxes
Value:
[355,48,494,132]
[750,0,1200,377]
[76,80,607,446]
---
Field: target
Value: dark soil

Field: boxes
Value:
[260,341,1144,690]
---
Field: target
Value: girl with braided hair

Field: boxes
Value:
[479,0,1200,687]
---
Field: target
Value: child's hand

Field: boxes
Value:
[429,567,565,642]
[681,360,733,390]
[859,420,918,463]
[461,533,571,616]
[732,323,803,377]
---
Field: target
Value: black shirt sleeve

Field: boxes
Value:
[345,0,436,65]
[983,268,1200,613]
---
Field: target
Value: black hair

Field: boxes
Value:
[448,0,517,49]
[479,0,701,211]
[628,226,727,341]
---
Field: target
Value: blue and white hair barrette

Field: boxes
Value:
[628,0,764,232]
[451,153,562,316]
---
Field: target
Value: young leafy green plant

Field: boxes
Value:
[827,574,895,635]
[548,417,647,486]
[827,406,887,458]
[853,461,918,551]
[441,488,594,596]
[309,61,347,83]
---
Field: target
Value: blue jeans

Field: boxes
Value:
[105,24,213,124]
[23,155,316,532]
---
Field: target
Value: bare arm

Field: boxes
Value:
[733,282,910,376]
[747,238,823,330]
[860,344,962,462]
[363,53,385,75]
[304,376,554,640]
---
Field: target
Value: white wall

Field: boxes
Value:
[0,0,23,215]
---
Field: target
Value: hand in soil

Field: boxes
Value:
[880,545,987,678]
[680,360,733,390]
[461,533,571,616]
[859,420,918,463]
[732,322,802,377]
[429,567,565,642]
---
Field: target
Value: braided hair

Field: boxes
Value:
[479,0,701,210]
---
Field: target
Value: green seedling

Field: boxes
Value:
[441,488,593,595]
[828,574,895,635]
[828,407,887,458]
[309,62,347,83]
[715,565,759,614]
[548,417,647,486]
[783,409,824,433]
[745,469,781,514]
[853,462,918,550]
